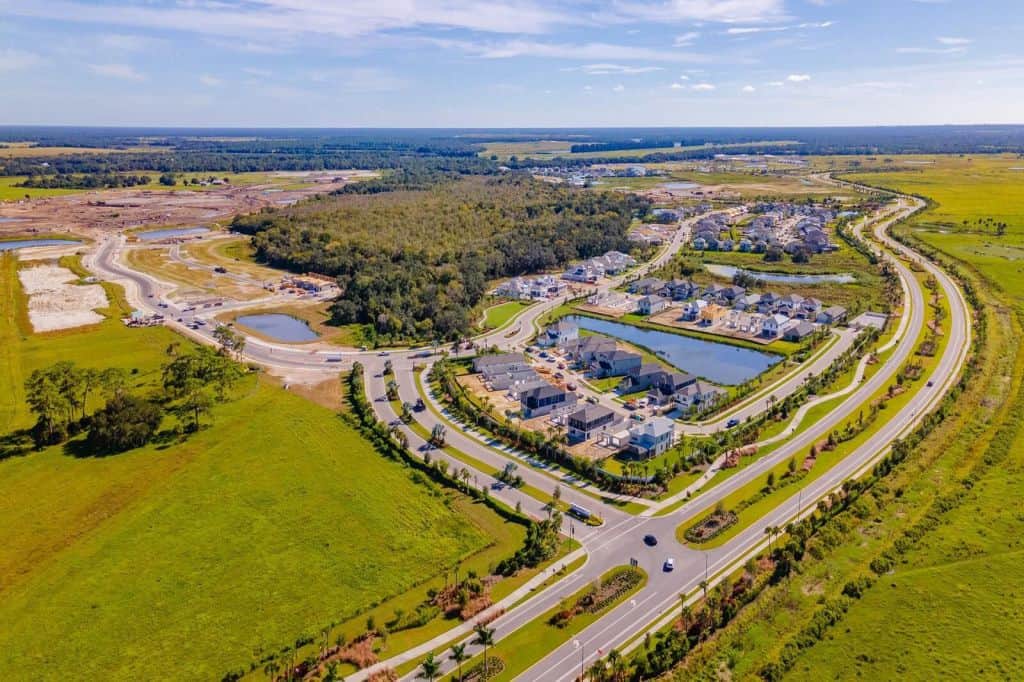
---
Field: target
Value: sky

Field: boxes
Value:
[0,0,1022,127]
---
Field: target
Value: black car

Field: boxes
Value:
[643,534,658,547]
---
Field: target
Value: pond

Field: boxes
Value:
[661,181,699,190]
[0,239,82,251]
[565,315,781,385]
[705,264,855,285]
[236,314,319,343]
[137,226,210,241]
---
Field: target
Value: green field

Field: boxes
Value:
[482,300,532,330]
[0,255,513,680]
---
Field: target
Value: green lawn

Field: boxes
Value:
[483,300,532,330]
[0,255,511,680]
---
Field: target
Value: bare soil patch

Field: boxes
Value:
[18,262,108,331]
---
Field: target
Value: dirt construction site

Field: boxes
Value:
[0,171,374,240]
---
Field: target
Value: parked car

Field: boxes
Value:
[663,558,675,572]
[643,534,658,546]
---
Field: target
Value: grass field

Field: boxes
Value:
[664,156,1024,680]
[0,255,518,680]
[482,300,532,330]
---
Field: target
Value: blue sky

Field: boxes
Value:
[1,0,1022,127]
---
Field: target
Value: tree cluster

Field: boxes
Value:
[233,174,647,343]
[18,172,152,189]
[23,347,244,454]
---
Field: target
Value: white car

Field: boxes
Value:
[663,557,675,572]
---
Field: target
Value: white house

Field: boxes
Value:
[680,299,708,321]
[538,320,579,348]
[628,417,676,458]
[761,313,790,338]
[638,294,668,316]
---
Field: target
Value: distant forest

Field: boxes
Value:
[3,125,1024,179]
[231,174,648,343]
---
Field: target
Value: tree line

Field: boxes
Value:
[23,344,244,454]
[17,172,152,189]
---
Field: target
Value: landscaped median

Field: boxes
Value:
[436,565,648,681]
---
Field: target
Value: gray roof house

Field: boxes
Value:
[817,305,848,325]
[520,384,577,418]
[593,350,643,378]
[784,320,816,341]
[638,294,668,316]
[474,352,527,377]
[567,404,618,442]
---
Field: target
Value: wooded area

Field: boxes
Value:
[232,174,648,343]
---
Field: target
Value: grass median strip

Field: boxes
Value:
[438,565,648,681]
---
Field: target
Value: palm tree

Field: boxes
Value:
[418,652,440,681]
[473,624,495,676]
[588,660,608,682]
[449,643,468,681]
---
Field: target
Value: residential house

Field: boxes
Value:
[799,298,823,320]
[777,293,805,316]
[496,277,530,300]
[817,305,848,325]
[474,352,527,377]
[618,363,667,393]
[721,285,746,303]
[784,320,816,342]
[758,292,779,314]
[638,294,668,316]
[674,381,727,412]
[681,299,708,321]
[629,278,665,295]
[628,417,676,458]
[520,384,577,418]
[565,336,616,365]
[734,293,762,312]
[567,404,618,442]
[538,320,579,348]
[662,279,697,301]
[646,371,698,406]
[700,303,728,326]
[761,314,789,338]
[592,350,643,378]
[563,263,600,283]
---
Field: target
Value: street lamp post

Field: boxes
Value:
[573,640,584,680]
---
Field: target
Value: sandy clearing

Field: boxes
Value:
[18,263,108,332]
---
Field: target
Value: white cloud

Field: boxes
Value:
[787,73,811,82]
[1,0,578,41]
[616,0,787,24]
[692,82,716,91]
[87,62,146,81]
[452,39,710,62]
[742,84,756,92]
[199,74,222,87]
[896,46,965,54]
[612,83,625,92]
[673,31,700,46]
[567,63,664,75]
[726,20,833,35]
[766,80,784,86]
[0,48,41,72]
[937,36,971,46]
[669,82,685,89]
[679,74,691,80]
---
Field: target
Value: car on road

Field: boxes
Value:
[643,534,658,546]
[663,557,675,572]
[378,351,390,357]
[586,396,599,404]
[926,380,934,387]
[726,417,740,428]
